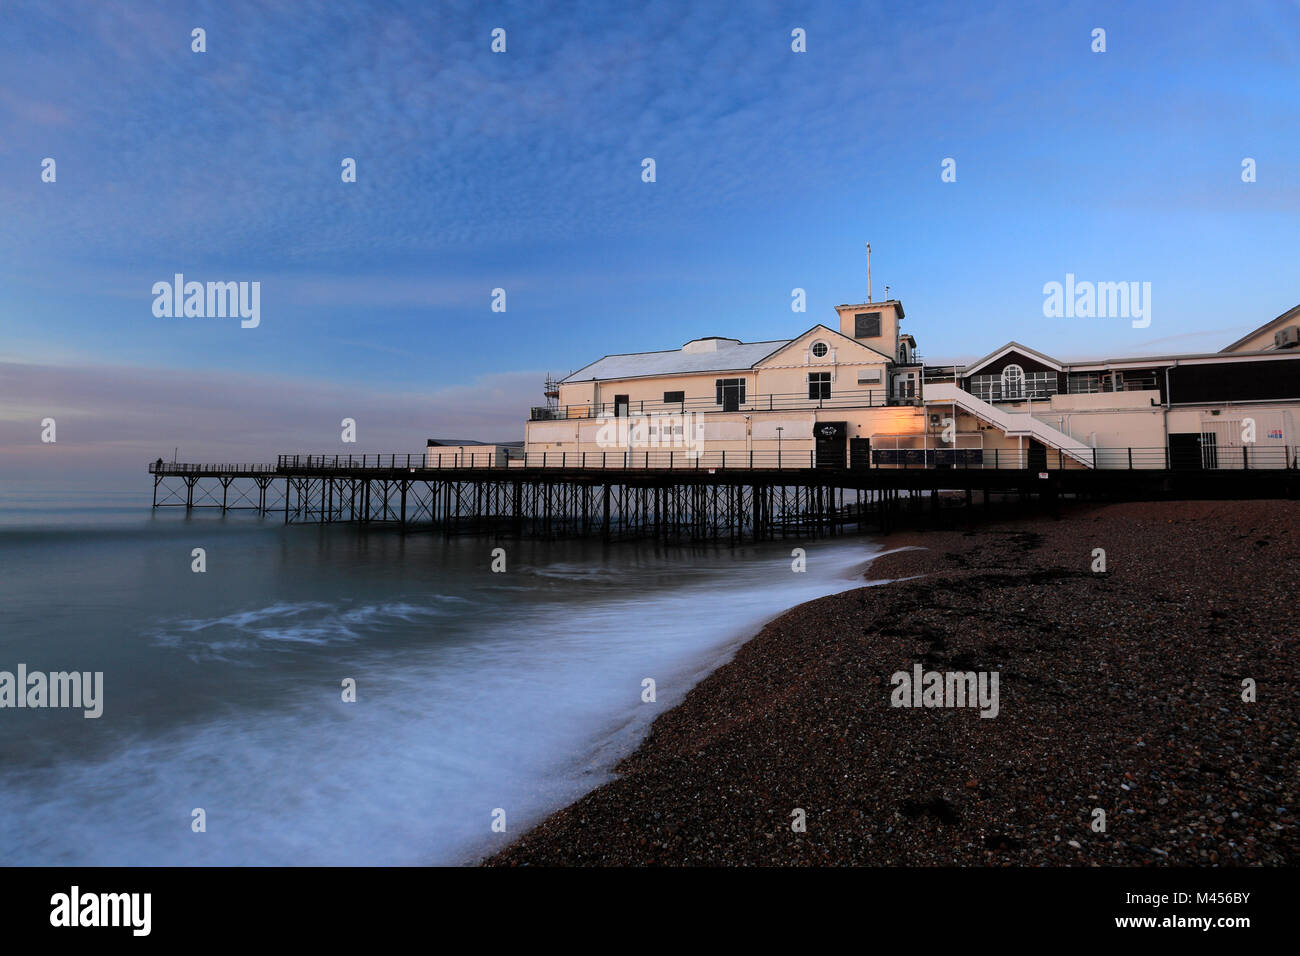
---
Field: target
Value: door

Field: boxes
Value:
[614,394,629,418]
[849,437,871,470]
[716,378,744,412]
[1027,439,1047,472]
[1168,433,1203,470]
[815,422,847,468]
[893,372,916,401]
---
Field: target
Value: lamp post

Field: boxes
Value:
[776,426,784,469]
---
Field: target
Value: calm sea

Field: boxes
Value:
[0,481,882,865]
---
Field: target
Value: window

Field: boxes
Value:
[857,369,882,384]
[809,372,831,400]
[971,368,1057,402]
[1201,432,1219,469]
[854,312,882,338]
[715,379,746,402]
[1068,370,1156,393]
[811,341,828,357]
[1001,364,1025,400]
[970,374,999,401]
[715,378,746,411]
[1067,372,1102,394]
[663,390,684,405]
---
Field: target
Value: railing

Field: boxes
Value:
[520,446,1298,470]
[149,461,276,473]
[277,454,431,470]
[1066,372,1160,394]
[529,388,912,421]
[938,375,1162,401]
[968,383,1060,402]
[873,446,1298,470]
[267,446,1299,472]
[924,382,1096,466]
[1066,369,1159,392]
[922,365,962,383]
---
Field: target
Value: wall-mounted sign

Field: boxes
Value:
[816,422,848,440]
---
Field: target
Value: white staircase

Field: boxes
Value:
[923,383,1095,467]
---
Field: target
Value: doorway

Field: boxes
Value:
[815,421,847,468]
[1168,433,1203,470]
[849,437,871,470]
[892,372,916,401]
[716,378,745,413]
[1027,439,1047,472]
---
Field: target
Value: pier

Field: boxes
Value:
[148,449,1299,542]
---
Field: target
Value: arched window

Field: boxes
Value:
[1001,364,1025,400]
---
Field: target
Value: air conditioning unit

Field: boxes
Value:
[1274,326,1299,348]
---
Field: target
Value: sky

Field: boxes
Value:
[1,0,1298,482]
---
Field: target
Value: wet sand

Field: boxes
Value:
[485,499,1299,866]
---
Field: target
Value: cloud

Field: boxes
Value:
[0,359,542,482]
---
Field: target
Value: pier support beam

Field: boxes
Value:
[602,483,611,541]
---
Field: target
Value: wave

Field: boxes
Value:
[150,595,471,658]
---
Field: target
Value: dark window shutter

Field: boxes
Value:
[855,312,881,338]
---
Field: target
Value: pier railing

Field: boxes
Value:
[268,446,1298,472]
[278,454,428,470]
[150,448,1300,533]
[149,461,276,474]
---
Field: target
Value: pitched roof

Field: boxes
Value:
[560,338,791,383]
[756,323,896,365]
[1221,302,1300,352]
[962,341,1063,375]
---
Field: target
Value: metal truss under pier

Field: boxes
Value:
[149,458,1300,542]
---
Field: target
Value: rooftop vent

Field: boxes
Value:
[681,337,741,354]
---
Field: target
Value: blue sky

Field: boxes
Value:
[1,0,1298,477]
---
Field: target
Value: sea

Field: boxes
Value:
[0,481,883,865]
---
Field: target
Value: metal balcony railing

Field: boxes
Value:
[922,365,962,382]
[1065,372,1161,394]
[967,383,1060,402]
[530,388,921,421]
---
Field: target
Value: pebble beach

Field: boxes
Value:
[486,499,1299,866]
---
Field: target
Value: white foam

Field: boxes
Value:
[0,541,881,865]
